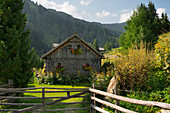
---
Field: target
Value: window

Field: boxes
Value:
[68,45,72,49]
[58,63,61,66]
[77,45,80,49]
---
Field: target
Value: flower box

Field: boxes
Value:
[55,65,65,73]
[83,65,92,71]
[70,48,82,54]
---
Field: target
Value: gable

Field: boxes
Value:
[42,34,104,59]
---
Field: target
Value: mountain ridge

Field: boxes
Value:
[23,0,125,55]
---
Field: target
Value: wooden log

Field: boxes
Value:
[0,87,89,91]
[15,91,88,112]
[91,97,137,113]
[42,88,45,113]
[0,90,42,93]
[44,90,87,93]
[67,92,70,97]
[0,103,42,106]
[0,90,87,93]
[0,109,20,112]
[90,104,109,113]
[0,95,89,100]
[32,107,89,112]
[40,87,89,91]
[92,83,96,113]
[89,88,170,110]
[8,79,13,88]
[0,96,42,99]
[0,92,10,96]
[0,96,89,101]
[52,101,89,105]
[114,82,120,113]
[0,84,10,88]
[90,92,92,113]
[0,87,38,91]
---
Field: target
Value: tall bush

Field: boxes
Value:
[155,32,170,72]
[114,45,157,91]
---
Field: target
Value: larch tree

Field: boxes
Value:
[0,0,35,87]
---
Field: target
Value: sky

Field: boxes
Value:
[30,0,170,24]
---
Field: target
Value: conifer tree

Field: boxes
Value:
[162,13,170,33]
[119,2,170,49]
[104,41,111,51]
[0,0,35,87]
[93,38,99,52]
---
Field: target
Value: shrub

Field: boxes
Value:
[155,32,170,73]
[54,65,65,73]
[91,65,114,91]
[100,61,114,73]
[115,87,170,113]
[114,45,157,91]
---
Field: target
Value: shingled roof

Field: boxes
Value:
[41,33,104,59]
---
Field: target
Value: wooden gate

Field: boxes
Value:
[0,87,90,112]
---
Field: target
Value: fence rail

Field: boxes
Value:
[1,82,169,113]
[89,88,170,113]
[0,79,13,89]
[0,87,90,112]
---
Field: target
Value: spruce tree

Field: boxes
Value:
[0,0,35,87]
[93,38,99,52]
[162,13,170,33]
[119,2,170,49]
[104,41,111,51]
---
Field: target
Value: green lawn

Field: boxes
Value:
[23,84,91,113]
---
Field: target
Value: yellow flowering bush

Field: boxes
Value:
[155,32,170,73]
[91,66,114,90]
[114,44,157,91]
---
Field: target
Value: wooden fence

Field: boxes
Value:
[1,82,170,113]
[0,80,14,102]
[0,87,90,112]
[89,88,170,113]
[0,79,13,88]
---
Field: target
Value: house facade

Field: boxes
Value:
[42,33,104,75]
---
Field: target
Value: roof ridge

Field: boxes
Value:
[41,34,104,59]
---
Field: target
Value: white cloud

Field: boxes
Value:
[157,8,166,18]
[112,13,117,17]
[82,11,86,15]
[96,10,110,18]
[119,9,135,23]
[31,0,82,19]
[80,0,92,6]
[119,9,130,13]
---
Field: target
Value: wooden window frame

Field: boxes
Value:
[77,45,80,49]
[68,45,72,49]
[58,63,61,66]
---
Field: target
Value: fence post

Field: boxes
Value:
[93,82,96,113]
[67,92,70,97]
[42,87,45,113]
[8,79,13,88]
[114,76,120,113]
[90,91,92,113]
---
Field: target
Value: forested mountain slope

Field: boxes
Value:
[23,0,125,55]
